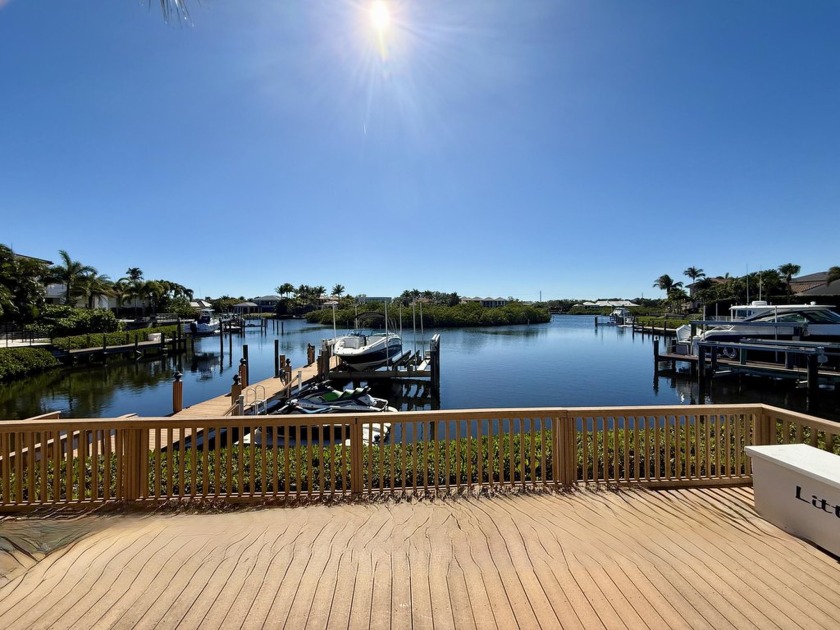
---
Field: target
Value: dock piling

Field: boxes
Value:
[172,371,183,413]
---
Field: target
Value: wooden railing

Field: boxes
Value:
[0,404,836,511]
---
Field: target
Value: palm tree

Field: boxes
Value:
[332,284,345,299]
[122,267,144,283]
[142,280,167,315]
[827,266,840,286]
[75,273,114,309]
[653,274,681,295]
[683,266,705,282]
[778,263,801,294]
[276,283,295,299]
[50,250,96,305]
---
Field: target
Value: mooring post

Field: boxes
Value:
[274,339,280,377]
[807,354,819,407]
[652,336,660,373]
[284,359,292,384]
[231,373,242,401]
[239,358,248,387]
[243,345,249,385]
[172,371,183,413]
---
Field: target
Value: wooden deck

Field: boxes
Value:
[2,486,839,629]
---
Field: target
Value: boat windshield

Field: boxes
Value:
[750,310,840,324]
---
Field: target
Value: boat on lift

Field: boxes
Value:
[332,312,402,370]
[183,308,221,335]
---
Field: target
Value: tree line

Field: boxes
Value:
[0,245,196,328]
[653,263,840,312]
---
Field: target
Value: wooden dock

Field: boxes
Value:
[173,355,341,420]
[3,486,840,629]
[56,337,187,363]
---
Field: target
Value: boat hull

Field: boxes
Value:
[333,334,402,370]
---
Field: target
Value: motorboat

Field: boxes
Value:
[332,312,402,370]
[609,307,633,326]
[692,304,840,358]
[183,308,221,335]
[726,300,831,321]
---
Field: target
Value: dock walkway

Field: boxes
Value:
[173,356,340,419]
[2,486,840,629]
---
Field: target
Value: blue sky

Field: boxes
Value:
[2,1,838,301]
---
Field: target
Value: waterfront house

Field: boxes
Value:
[461,296,509,307]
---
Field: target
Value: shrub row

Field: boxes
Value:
[50,325,181,351]
[0,347,61,381]
[634,316,691,329]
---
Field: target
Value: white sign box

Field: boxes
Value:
[745,443,840,556]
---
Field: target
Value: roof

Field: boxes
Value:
[792,271,828,283]
[252,295,281,301]
[797,279,840,296]
[581,300,638,307]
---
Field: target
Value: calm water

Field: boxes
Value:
[2,316,835,420]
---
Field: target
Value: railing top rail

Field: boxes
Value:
[0,402,787,432]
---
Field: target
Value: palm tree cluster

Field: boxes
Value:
[398,289,461,307]
[273,283,329,312]
[44,252,194,317]
[653,262,840,311]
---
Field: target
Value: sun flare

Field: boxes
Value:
[370,1,390,32]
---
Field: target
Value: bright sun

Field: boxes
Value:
[370,0,390,32]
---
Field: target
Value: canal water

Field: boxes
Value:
[1,316,834,420]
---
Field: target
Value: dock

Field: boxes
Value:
[652,335,840,410]
[55,335,187,363]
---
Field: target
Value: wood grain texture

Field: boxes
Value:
[1,487,839,629]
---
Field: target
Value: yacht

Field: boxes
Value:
[694,304,840,355]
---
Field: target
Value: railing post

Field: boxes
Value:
[350,417,364,496]
[123,428,146,502]
[755,406,774,446]
[553,411,576,489]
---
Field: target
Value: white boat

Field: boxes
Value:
[693,304,840,358]
[183,308,221,335]
[609,307,633,326]
[727,300,829,321]
[332,312,402,370]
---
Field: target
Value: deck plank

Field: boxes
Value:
[3,488,840,629]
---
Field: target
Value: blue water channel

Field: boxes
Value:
[1,315,828,420]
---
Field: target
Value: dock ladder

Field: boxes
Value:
[244,385,267,415]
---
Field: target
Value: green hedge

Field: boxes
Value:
[50,325,180,351]
[634,316,690,329]
[0,347,61,381]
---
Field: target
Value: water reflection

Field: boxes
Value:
[1,316,837,421]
